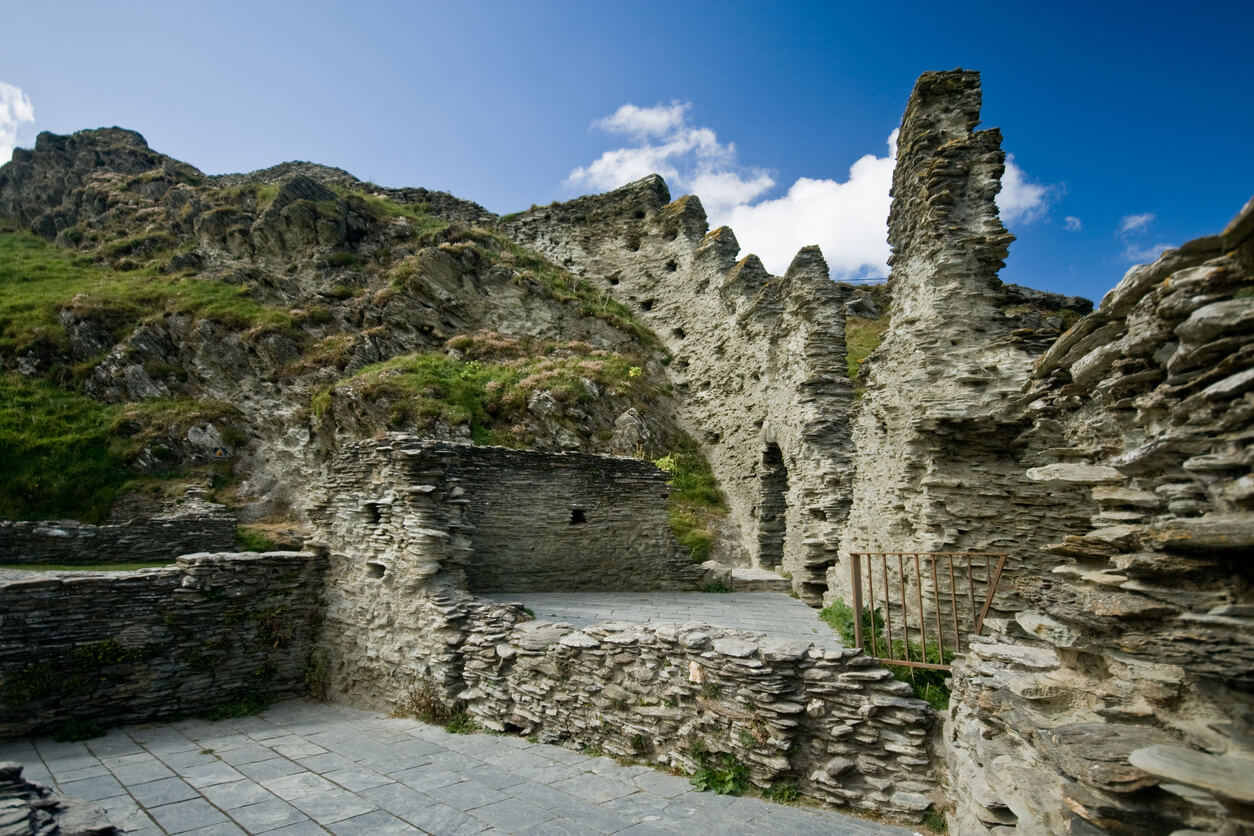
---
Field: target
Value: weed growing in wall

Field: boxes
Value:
[689,752,750,796]
[653,448,726,562]
[203,693,272,721]
[820,600,953,710]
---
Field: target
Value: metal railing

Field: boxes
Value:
[848,552,1007,671]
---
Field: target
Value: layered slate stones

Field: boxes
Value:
[503,177,856,603]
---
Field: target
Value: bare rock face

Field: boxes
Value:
[503,179,855,602]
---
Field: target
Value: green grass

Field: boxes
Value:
[819,600,953,710]
[845,313,889,385]
[0,373,127,522]
[0,372,244,522]
[0,229,293,368]
[315,333,656,445]
[234,525,279,552]
[653,449,726,562]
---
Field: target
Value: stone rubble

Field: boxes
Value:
[0,761,116,836]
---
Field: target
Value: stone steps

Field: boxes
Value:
[731,566,793,593]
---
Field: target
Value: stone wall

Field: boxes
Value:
[0,551,326,738]
[831,70,1094,624]
[834,68,1253,834]
[0,492,236,565]
[503,184,854,603]
[310,436,701,707]
[456,618,937,819]
[308,434,939,819]
[448,445,697,592]
[944,200,1254,835]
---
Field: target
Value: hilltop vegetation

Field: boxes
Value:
[0,128,697,526]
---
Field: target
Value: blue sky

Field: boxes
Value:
[1,0,1250,303]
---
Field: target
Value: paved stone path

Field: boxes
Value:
[1,699,914,835]
[477,592,843,651]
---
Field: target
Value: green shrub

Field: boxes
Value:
[690,752,750,796]
[819,600,953,710]
[234,526,278,552]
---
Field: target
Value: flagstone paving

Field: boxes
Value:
[1,699,916,835]
[477,592,844,650]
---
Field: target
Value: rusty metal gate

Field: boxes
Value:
[847,552,1007,671]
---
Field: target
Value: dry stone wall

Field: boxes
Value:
[308,435,939,819]
[504,184,854,603]
[944,200,1254,835]
[457,617,937,818]
[0,491,235,566]
[0,552,326,738]
[309,436,701,706]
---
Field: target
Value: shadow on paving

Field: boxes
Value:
[0,698,914,835]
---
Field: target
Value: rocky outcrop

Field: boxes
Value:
[504,179,855,603]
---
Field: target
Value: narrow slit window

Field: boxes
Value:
[570,509,587,525]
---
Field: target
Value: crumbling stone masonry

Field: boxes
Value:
[458,619,937,817]
[839,68,1254,835]
[306,435,939,817]
[504,186,855,604]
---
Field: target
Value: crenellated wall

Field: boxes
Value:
[503,182,855,603]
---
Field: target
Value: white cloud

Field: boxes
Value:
[996,155,1052,224]
[1064,216,1082,232]
[1122,242,1172,263]
[594,102,690,140]
[1119,212,1155,234]
[0,81,35,161]
[1116,211,1172,263]
[569,103,1055,280]
[719,137,896,278]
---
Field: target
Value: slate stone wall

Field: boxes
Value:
[457,617,938,818]
[0,496,235,565]
[448,445,700,592]
[0,552,327,739]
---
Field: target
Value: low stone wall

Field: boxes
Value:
[456,615,937,818]
[0,495,235,565]
[0,552,327,738]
